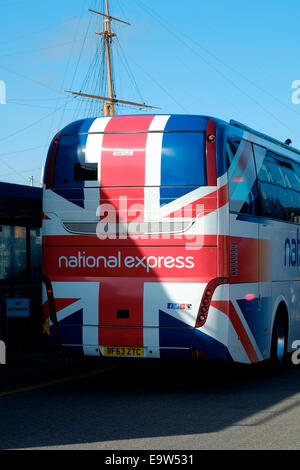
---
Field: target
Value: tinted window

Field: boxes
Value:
[277,159,300,191]
[227,138,260,215]
[278,159,300,222]
[252,144,300,222]
[74,163,98,181]
[258,181,273,218]
[226,137,240,170]
[54,134,89,187]
[239,180,261,216]
[265,153,286,187]
[285,191,300,223]
[294,163,300,189]
[254,145,279,219]
[292,163,300,223]
[257,161,271,183]
[264,154,287,220]
[0,226,27,282]
[161,132,206,186]
[30,228,42,284]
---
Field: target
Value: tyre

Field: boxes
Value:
[269,312,288,373]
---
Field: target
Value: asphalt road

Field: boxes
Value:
[0,359,299,450]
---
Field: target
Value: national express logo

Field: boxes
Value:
[58,252,195,273]
[284,229,300,267]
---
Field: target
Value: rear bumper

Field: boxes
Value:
[47,323,232,361]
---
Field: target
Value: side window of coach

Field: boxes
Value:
[227,138,260,216]
[276,158,300,223]
[254,145,274,219]
[264,152,287,221]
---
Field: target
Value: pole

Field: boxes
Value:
[103,0,114,116]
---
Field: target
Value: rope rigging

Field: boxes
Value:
[65,0,157,117]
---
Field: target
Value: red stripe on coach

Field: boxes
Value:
[100,115,155,187]
[211,300,259,363]
[98,278,144,347]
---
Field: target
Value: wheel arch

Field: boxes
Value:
[270,296,289,356]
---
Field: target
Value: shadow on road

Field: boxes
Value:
[0,358,299,449]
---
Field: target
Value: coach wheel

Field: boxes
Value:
[270,312,288,372]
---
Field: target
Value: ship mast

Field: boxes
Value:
[102,0,115,116]
[65,0,157,117]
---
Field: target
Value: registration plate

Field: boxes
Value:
[104,346,144,357]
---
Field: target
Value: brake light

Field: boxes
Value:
[233,176,244,183]
[45,136,59,189]
[196,278,228,328]
[245,293,255,301]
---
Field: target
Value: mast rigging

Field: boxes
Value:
[65,0,157,117]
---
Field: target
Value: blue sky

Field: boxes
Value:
[1,0,300,186]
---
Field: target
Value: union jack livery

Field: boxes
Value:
[43,114,300,366]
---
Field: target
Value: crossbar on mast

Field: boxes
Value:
[65,90,159,109]
[88,8,131,26]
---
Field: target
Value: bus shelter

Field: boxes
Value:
[0,182,42,355]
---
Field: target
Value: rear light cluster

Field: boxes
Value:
[43,277,57,323]
[196,278,228,328]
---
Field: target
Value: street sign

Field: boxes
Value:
[6,298,30,318]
